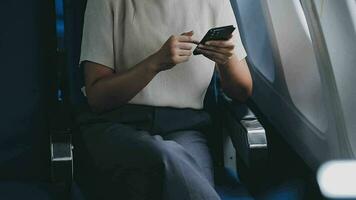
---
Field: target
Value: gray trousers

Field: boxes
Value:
[77,104,221,200]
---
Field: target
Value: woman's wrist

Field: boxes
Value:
[148,53,162,74]
[146,53,163,74]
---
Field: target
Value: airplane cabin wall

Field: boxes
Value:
[231,0,356,170]
[313,0,356,158]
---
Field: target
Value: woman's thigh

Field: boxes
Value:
[80,122,169,199]
[80,122,167,171]
[163,130,214,186]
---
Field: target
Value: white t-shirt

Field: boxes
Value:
[80,0,247,109]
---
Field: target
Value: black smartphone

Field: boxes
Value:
[193,25,236,55]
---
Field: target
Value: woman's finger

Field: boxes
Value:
[178,43,193,50]
[205,38,235,48]
[198,45,233,57]
[178,49,193,56]
[197,48,228,62]
[178,35,200,44]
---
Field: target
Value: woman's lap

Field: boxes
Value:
[80,121,214,184]
[77,105,218,199]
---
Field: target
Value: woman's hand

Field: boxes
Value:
[195,34,235,65]
[150,31,198,72]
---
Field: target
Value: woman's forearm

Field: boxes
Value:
[85,55,160,113]
[217,56,253,102]
[85,33,198,112]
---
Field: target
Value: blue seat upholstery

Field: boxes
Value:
[255,180,306,200]
[216,168,255,200]
[63,0,87,105]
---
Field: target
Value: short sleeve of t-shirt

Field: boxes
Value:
[216,0,247,61]
[80,0,115,70]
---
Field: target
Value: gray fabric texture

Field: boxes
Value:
[77,104,220,200]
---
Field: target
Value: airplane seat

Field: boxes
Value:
[0,182,54,200]
[0,0,85,199]
[61,0,146,198]
[0,0,51,181]
[58,0,104,198]
[0,181,83,200]
[60,0,257,199]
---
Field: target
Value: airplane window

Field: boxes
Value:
[231,0,276,82]
[262,0,328,133]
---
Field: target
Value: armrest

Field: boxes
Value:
[49,102,74,198]
[221,95,268,168]
[50,131,73,185]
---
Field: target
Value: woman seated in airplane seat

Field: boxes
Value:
[78,0,252,199]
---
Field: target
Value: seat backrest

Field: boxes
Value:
[63,0,87,105]
[0,0,57,180]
